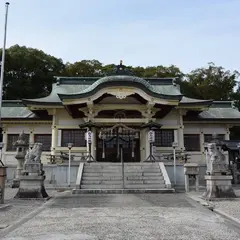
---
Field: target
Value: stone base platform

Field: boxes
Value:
[14,175,48,199]
[72,188,175,194]
[202,175,236,200]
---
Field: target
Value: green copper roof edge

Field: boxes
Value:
[184,118,240,121]
[54,76,176,86]
[22,99,63,106]
[210,101,234,108]
[58,76,182,101]
[179,100,213,106]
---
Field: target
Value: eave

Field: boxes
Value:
[22,99,62,107]
[58,79,183,102]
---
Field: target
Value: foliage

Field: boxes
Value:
[180,63,239,100]
[1,45,65,99]
[0,45,239,106]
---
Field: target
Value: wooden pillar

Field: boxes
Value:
[1,127,7,164]
[51,112,57,155]
[178,110,185,151]
[145,129,150,160]
[91,127,96,160]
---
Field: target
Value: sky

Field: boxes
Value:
[0,0,239,73]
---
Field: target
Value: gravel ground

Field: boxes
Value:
[188,188,240,223]
[2,193,240,240]
[211,189,240,222]
[0,188,59,229]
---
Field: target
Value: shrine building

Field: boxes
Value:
[2,62,240,166]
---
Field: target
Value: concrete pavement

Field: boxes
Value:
[1,192,240,240]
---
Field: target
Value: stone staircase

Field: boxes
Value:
[73,162,174,193]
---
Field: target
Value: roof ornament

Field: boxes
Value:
[105,60,134,76]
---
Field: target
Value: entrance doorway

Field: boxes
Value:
[97,124,140,162]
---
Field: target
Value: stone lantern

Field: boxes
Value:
[12,131,29,188]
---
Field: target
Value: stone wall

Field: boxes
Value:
[6,163,80,187]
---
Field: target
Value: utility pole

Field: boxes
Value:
[0,2,10,125]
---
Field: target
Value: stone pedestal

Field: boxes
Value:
[0,166,7,204]
[12,157,25,188]
[184,163,199,192]
[203,175,236,200]
[14,149,49,199]
[15,175,48,199]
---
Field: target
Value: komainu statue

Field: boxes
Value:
[206,143,229,175]
[24,143,43,164]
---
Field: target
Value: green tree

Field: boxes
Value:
[1,45,65,100]
[180,63,239,100]
[136,65,183,78]
[64,60,103,77]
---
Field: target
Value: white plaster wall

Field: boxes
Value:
[183,123,228,164]
[2,123,52,165]
[56,109,85,126]
[184,124,227,134]
[157,109,179,126]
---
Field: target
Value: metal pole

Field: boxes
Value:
[121,147,124,189]
[68,148,71,187]
[0,2,10,124]
[173,146,176,185]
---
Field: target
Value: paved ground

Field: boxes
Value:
[0,188,62,231]
[1,191,240,240]
[188,188,240,225]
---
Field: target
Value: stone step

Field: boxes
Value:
[126,176,164,180]
[84,169,122,173]
[84,166,160,171]
[83,166,121,169]
[82,176,164,181]
[81,179,165,185]
[82,176,123,181]
[82,173,162,179]
[81,180,123,185]
[82,173,122,177]
[124,184,166,189]
[81,184,123,189]
[124,169,161,173]
[125,180,165,184]
[73,189,175,194]
[84,163,159,167]
[124,173,162,177]
[83,170,161,174]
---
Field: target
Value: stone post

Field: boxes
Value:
[0,166,7,204]
[203,142,236,200]
[12,132,29,188]
[184,163,199,192]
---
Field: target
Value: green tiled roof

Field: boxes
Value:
[5,74,240,121]
[180,96,212,105]
[23,76,183,105]
[1,101,37,118]
[199,101,240,119]
[57,75,183,101]
[184,101,240,120]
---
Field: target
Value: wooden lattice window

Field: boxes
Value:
[184,134,200,151]
[154,129,174,147]
[7,134,29,151]
[34,134,51,151]
[204,134,225,143]
[61,129,86,147]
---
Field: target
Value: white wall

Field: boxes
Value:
[2,123,52,165]
[183,123,228,164]
[56,109,85,126]
[157,109,179,126]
